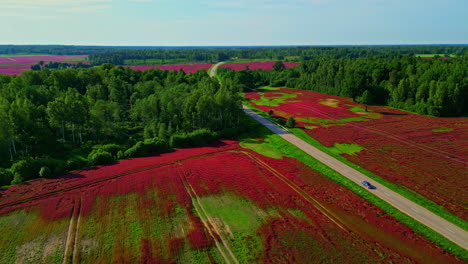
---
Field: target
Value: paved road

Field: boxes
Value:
[243,105,468,250]
[209,61,226,78]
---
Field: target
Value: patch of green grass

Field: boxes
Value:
[195,193,274,263]
[338,117,370,122]
[239,139,283,159]
[241,103,467,260]
[349,106,366,112]
[328,143,365,156]
[250,92,299,107]
[432,127,454,132]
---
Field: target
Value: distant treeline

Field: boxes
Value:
[220,55,468,117]
[0,64,243,186]
[1,45,466,65]
[88,45,468,65]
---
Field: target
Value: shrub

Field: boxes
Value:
[124,138,169,158]
[170,129,219,148]
[39,166,51,178]
[10,160,39,182]
[285,117,296,128]
[88,150,114,166]
[93,144,124,158]
[0,168,13,186]
[11,172,23,185]
[66,158,87,171]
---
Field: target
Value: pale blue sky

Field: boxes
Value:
[0,0,466,46]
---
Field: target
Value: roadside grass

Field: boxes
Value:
[328,143,365,156]
[239,138,283,159]
[241,102,468,260]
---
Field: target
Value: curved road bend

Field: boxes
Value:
[242,105,468,250]
[209,61,226,78]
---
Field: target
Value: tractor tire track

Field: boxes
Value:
[62,197,81,264]
[177,166,239,264]
[0,150,237,210]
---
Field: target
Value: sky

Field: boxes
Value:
[0,0,467,46]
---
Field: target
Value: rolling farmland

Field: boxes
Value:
[0,141,461,263]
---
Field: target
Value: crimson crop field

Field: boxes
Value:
[127,64,212,73]
[219,61,300,71]
[245,88,468,220]
[0,55,89,75]
[0,140,461,263]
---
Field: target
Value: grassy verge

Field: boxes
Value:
[241,102,467,260]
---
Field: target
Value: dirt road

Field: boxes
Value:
[242,105,468,250]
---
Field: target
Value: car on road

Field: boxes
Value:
[361,181,376,189]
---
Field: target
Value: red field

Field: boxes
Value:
[245,88,468,220]
[0,140,462,263]
[0,55,89,75]
[219,61,300,71]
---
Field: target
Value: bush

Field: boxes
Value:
[285,117,296,128]
[123,138,169,158]
[0,169,13,186]
[93,144,124,158]
[170,129,219,148]
[87,150,114,166]
[10,160,39,182]
[66,158,87,171]
[11,172,23,185]
[39,166,51,178]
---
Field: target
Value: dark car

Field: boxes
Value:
[361,180,376,189]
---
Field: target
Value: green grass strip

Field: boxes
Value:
[241,103,468,260]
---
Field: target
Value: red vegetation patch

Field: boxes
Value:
[0,140,462,263]
[247,88,468,220]
[0,55,89,75]
[220,61,300,71]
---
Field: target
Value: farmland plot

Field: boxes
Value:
[245,88,468,220]
[0,141,462,263]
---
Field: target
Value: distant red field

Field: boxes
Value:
[220,61,300,71]
[127,64,212,73]
[0,55,89,75]
[0,140,461,263]
[245,88,468,220]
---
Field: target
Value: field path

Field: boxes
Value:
[242,105,468,251]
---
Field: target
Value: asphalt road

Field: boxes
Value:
[209,61,225,78]
[242,105,468,251]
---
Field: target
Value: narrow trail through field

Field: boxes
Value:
[62,197,81,264]
[291,102,468,164]
[177,166,239,264]
[242,105,468,251]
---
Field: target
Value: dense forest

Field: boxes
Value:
[220,56,468,117]
[0,65,243,186]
